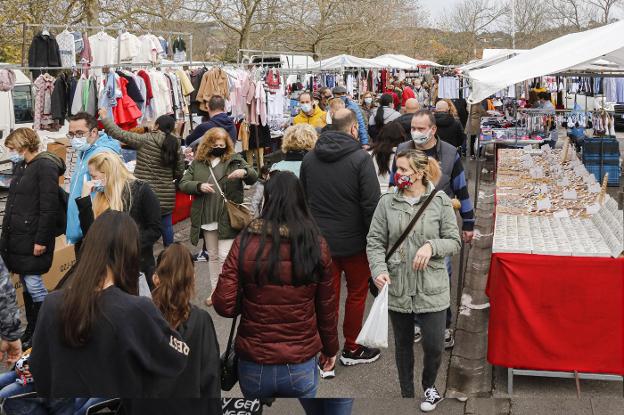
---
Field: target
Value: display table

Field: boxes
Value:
[487,253,624,375]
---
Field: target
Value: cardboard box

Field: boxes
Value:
[46,141,68,185]
[12,235,76,307]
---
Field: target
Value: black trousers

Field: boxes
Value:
[389,309,446,398]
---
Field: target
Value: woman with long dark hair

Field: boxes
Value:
[368,93,401,142]
[369,121,409,194]
[98,109,184,246]
[213,171,338,398]
[30,211,188,398]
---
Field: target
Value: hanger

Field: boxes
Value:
[41,25,50,36]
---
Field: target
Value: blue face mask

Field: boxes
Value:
[92,180,105,193]
[71,137,92,152]
[8,151,24,164]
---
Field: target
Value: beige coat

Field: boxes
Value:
[465,103,488,136]
[197,68,229,112]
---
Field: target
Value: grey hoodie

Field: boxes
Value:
[369,106,401,126]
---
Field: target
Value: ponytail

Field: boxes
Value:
[155,115,179,168]
[426,157,441,186]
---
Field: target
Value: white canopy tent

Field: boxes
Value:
[316,54,383,69]
[373,54,441,69]
[466,20,624,103]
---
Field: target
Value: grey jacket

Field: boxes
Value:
[366,183,461,314]
[0,257,23,341]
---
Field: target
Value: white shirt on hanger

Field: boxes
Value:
[56,30,76,68]
[117,32,141,62]
[136,35,164,64]
[88,31,118,67]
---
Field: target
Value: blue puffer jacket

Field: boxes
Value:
[344,97,369,146]
[65,133,121,244]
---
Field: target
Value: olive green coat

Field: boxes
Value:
[366,183,461,314]
[101,117,185,215]
[178,154,258,244]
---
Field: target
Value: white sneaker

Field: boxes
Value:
[444,329,455,349]
[414,325,422,343]
[420,386,443,412]
[319,363,335,379]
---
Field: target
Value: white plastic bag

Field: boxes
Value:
[355,283,388,348]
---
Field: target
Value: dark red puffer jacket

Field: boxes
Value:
[212,222,339,365]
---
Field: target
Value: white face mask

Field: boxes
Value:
[300,103,312,113]
[326,112,332,125]
[411,129,431,145]
[364,98,373,105]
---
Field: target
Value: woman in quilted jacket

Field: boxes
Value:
[212,171,338,399]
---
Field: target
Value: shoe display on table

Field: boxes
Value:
[414,325,422,343]
[444,329,455,349]
[339,345,380,366]
[420,386,444,412]
[193,250,209,263]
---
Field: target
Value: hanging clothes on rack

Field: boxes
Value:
[71,75,98,116]
[197,67,230,113]
[137,34,164,64]
[28,32,62,73]
[89,31,117,68]
[111,75,142,130]
[50,72,72,125]
[33,73,56,130]
[118,32,141,62]
[172,37,186,62]
[56,30,76,68]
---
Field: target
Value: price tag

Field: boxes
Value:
[553,209,570,218]
[557,177,570,187]
[588,182,601,193]
[530,166,544,179]
[536,198,552,211]
[563,189,577,200]
[586,203,600,215]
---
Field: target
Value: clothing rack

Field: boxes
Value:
[19,22,193,69]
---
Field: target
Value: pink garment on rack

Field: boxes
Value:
[33,73,55,130]
[243,77,258,125]
[255,81,267,126]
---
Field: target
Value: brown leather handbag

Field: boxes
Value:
[209,166,252,230]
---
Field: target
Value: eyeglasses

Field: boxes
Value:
[67,131,90,139]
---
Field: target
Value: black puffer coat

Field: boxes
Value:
[0,152,66,275]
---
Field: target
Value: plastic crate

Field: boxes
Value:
[585,164,621,187]
[583,154,620,165]
[582,138,620,155]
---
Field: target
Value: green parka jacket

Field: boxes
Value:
[366,183,461,314]
[179,154,257,244]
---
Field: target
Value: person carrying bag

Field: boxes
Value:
[366,149,461,413]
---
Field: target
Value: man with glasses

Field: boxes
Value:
[318,87,333,112]
[65,112,121,248]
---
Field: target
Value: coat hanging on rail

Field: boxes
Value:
[28,32,62,72]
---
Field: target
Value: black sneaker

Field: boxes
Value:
[193,250,209,263]
[420,386,443,412]
[339,345,380,366]
[444,329,455,349]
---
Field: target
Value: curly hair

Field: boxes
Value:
[5,128,40,153]
[281,124,318,153]
[195,127,235,162]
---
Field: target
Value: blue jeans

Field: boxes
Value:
[299,398,354,415]
[3,397,73,415]
[160,213,174,247]
[0,372,34,399]
[238,357,319,398]
[20,275,47,303]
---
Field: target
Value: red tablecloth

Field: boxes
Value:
[487,253,624,375]
[172,192,193,225]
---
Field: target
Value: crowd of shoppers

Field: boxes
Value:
[0,79,475,413]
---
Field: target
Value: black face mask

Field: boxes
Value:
[210,147,227,157]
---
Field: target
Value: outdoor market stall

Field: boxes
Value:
[485,145,624,392]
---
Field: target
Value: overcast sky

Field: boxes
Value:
[421,0,461,19]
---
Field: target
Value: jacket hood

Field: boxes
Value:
[314,130,362,162]
[370,107,401,125]
[210,112,234,129]
[32,151,66,176]
[91,132,122,154]
[435,112,455,127]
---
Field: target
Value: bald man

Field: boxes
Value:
[397,98,421,136]
[301,107,382,371]
[434,100,466,149]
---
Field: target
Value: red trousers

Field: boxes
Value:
[330,251,371,352]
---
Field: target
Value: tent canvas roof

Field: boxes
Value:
[374,54,441,68]
[317,54,383,69]
[467,19,624,103]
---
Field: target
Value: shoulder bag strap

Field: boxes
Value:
[223,241,244,358]
[385,189,439,263]
[208,164,228,203]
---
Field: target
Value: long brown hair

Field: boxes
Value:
[151,243,195,329]
[195,127,235,162]
[60,211,140,347]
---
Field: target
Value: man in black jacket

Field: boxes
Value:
[301,109,381,372]
[185,95,237,149]
[434,100,467,150]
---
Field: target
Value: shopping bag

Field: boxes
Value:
[355,283,388,348]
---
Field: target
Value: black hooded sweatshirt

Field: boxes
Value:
[434,112,467,149]
[300,130,381,257]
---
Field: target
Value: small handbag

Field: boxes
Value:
[369,189,440,297]
[209,165,253,230]
[220,277,243,391]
